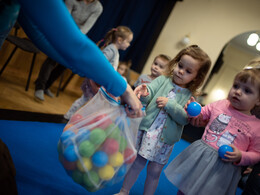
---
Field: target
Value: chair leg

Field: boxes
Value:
[61,72,75,91]
[25,53,37,91]
[56,71,65,97]
[0,46,18,76]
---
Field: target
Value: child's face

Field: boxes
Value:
[228,78,260,115]
[118,34,133,50]
[172,55,200,88]
[117,64,128,76]
[150,57,169,78]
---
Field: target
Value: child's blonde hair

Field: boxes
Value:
[166,45,211,95]
[118,60,132,77]
[239,58,260,95]
[97,26,133,50]
[154,54,171,63]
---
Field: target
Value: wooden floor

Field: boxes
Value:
[0,30,84,116]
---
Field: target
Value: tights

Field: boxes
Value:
[121,154,164,195]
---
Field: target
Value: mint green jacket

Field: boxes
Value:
[139,76,192,145]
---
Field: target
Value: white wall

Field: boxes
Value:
[142,0,260,79]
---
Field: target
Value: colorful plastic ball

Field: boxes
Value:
[61,157,77,170]
[64,145,78,162]
[70,113,83,123]
[98,165,115,180]
[109,152,124,167]
[77,157,92,172]
[187,102,201,117]
[76,128,90,144]
[83,170,100,189]
[106,124,121,141]
[79,140,95,158]
[89,128,106,146]
[119,136,127,152]
[85,114,112,130]
[117,164,127,177]
[60,130,75,142]
[102,138,119,155]
[72,170,84,184]
[92,151,108,167]
[123,148,136,164]
[218,145,233,159]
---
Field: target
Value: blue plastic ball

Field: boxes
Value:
[187,102,201,117]
[60,130,75,142]
[92,151,108,167]
[63,145,78,162]
[117,164,127,177]
[218,145,233,159]
[76,128,90,144]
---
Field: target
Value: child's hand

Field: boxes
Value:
[156,97,168,108]
[134,84,149,99]
[188,114,208,127]
[184,96,196,110]
[222,145,242,163]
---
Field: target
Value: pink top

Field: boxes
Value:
[201,99,260,166]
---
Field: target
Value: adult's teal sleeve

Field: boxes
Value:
[16,0,126,97]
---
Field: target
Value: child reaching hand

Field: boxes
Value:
[117,45,211,195]
[164,67,260,195]
[133,54,171,88]
[64,26,133,120]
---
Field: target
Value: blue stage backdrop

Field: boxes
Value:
[87,0,180,73]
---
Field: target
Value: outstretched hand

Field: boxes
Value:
[134,84,149,99]
[121,84,143,118]
[186,96,208,127]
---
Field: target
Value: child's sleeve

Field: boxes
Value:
[164,100,189,125]
[237,134,260,166]
[140,76,162,104]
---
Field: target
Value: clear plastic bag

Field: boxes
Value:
[58,88,142,192]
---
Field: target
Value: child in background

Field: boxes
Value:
[133,54,171,88]
[64,26,133,120]
[117,61,132,82]
[117,45,211,195]
[164,67,260,195]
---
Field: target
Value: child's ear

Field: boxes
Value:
[117,37,123,44]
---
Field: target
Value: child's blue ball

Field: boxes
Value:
[63,145,78,162]
[187,102,201,117]
[92,151,108,167]
[218,145,233,159]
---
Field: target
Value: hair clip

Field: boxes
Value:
[112,28,118,31]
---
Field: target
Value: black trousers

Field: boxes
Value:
[242,161,260,195]
[35,57,66,90]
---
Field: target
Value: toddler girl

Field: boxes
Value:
[164,67,260,195]
[133,54,171,88]
[64,26,133,120]
[117,45,211,195]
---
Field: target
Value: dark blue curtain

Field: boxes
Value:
[87,0,179,73]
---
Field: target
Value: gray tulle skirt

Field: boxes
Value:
[164,140,241,195]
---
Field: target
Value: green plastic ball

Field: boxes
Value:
[83,170,100,189]
[72,170,84,184]
[90,128,106,146]
[79,141,95,158]
[105,124,121,140]
[119,136,127,152]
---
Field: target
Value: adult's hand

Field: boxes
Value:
[121,84,143,118]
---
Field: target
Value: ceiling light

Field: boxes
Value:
[247,33,259,46]
[256,42,260,51]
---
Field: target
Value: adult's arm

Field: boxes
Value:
[16,0,125,97]
[79,1,103,34]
